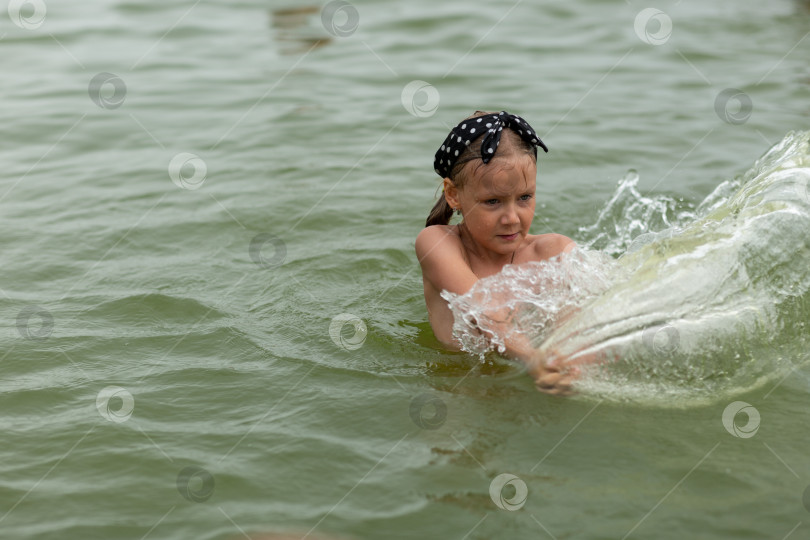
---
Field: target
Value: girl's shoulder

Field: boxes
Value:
[415,225,462,256]
[525,233,576,261]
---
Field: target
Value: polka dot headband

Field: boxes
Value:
[434,111,548,179]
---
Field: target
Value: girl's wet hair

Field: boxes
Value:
[425,111,539,227]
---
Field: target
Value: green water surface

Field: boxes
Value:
[1,1,810,538]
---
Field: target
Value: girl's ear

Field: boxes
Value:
[443,177,460,209]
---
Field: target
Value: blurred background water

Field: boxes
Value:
[1,0,810,538]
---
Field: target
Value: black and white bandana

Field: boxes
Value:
[433,111,548,178]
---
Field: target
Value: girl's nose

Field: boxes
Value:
[502,204,520,224]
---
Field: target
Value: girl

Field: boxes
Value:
[415,110,577,394]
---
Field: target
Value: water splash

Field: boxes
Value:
[443,130,810,404]
[441,249,622,357]
[577,169,695,257]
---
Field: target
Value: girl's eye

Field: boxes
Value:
[485,199,499,205]
[520,194,533,201]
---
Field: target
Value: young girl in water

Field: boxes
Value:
[415,110,576,394]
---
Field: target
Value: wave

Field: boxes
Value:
[443,130,810,404]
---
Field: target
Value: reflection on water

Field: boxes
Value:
[270,6,332,55]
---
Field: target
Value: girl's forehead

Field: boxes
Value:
[465,156,537,191]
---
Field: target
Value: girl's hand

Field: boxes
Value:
[535,367,576,395]
[530,352,580,396]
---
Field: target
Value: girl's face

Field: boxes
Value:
[445,154,537,257]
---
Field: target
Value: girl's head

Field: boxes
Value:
[425,111,548,229]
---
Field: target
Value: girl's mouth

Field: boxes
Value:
[498,233,519,241]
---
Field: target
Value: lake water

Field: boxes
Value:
[2,0,810,539]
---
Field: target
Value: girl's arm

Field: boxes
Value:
[415,227,478,298]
